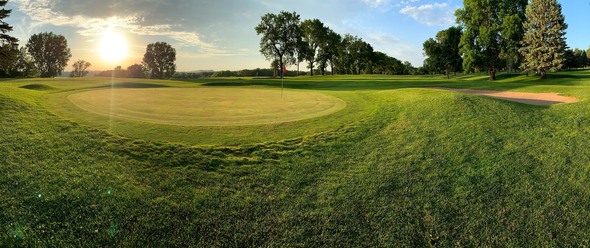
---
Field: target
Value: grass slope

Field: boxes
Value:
[2,71,590,246]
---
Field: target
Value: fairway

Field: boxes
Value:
[67,87,346,126]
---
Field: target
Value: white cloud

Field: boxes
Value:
[362,0,391,8]
[399,2,456,26]
[10,0,224,55]
[399,0,421,5]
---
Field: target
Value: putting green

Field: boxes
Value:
[67,87,346,126]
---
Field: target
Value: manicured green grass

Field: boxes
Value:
[2,70,590,246]
[41,78,359,145]
[66,87,345,126]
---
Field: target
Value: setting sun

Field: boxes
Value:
[98,29,128,63]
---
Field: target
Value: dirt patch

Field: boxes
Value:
[432,87,578,106]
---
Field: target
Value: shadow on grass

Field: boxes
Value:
[198,77,451,90]
[19,84,57,91]
[0,78,19,82]
[194,70,590,93]
[546,73,590,80]
[111,82,170,88]
[91,82,171,89]
[494,73,525,80]
[201,82,259,87]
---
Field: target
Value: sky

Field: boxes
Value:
[4,0,589,71]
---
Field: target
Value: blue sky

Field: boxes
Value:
[5,0,589,71]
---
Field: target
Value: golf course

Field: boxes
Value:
[3,71,590,246]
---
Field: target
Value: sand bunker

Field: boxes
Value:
[432,87,577,106]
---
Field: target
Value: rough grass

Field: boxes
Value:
[2,71,590,246]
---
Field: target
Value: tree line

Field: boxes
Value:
[255,11,418,78]
[172,68,311,79]
[3,0,587,80]
[95,42,177,79]
[0,1,177,79]
[424,0,586,80]
[254,0,584,81]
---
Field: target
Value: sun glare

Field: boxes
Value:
[98,29,128,63]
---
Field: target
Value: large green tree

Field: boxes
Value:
[338,34,373,75]
[26,32,71,78]
[456,0,527,80]
[564,48,588,69]
[127,64,146,78]
[318,29,341,75]
[294,36,307,76]
[143,42,176,79]
[336,34,355,74]
[0,44,16,76]
[349,38,374,75]
[255,11,302,79]
[11,46,36,77]
[423,26,463,78]
[300,19,328,76]
[371,51,404,75]
[500,1,528,73]
[519,0,567,79]
[70,59,91,78]
[575,49,589,68]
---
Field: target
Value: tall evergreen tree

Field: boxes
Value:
[0,0,18,75]
[573,49,588,68]
[0,0,17,46]
[519,0,567,79]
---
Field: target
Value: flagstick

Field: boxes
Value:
[281,67,285,98]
